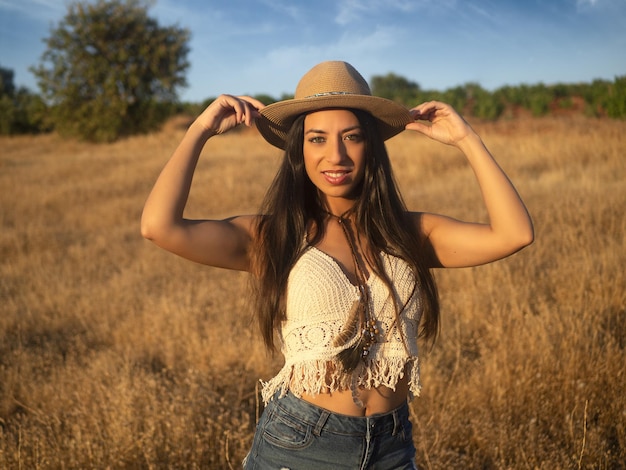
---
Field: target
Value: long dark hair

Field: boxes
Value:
[251,109,439,353]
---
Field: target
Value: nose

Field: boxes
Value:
[325,137,348,165]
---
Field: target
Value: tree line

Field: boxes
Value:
[1,0,624,142]
[370,73,626,121]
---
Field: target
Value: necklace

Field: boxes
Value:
[327,209,380,372]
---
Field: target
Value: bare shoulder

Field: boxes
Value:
[406,211,454,268]
[227,214,259,237]
[407,211,445,238]
[202,214,260,270]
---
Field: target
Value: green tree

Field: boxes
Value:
[442,85,468,113]
[31,0,190,142]
[472,86,505,120]
[252,94,278,106]
[371,73,420,105]
[0,66,16,134]
[524,83,553,117]
[606,76,626,119]
[583,79,610,117]
[0,65,49,134]
[497,84,525,107]
[0,66,16,96]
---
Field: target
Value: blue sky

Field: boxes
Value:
[1,0,625,102]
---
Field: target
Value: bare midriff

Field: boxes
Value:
[298,373,410,417]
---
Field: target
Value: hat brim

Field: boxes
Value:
[256,95,413,149]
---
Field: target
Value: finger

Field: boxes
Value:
[409,108,422,120]
[410,101,441,120]
[405,121,433,136]
[240,101,256,126]
[237,99,262,126]
[223,95,249,124]
[240,101,261,126]
[215,94,239,118]
[410,108,435,121]
[239,95,267,111]
[412,101,437,112]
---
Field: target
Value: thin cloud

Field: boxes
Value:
[259,0,303,21]
[335,0,373,25]
[575,0,617,12]
[332,25,399,55]
[465,2,501,24]
[235,24,400,98]
[0,0,64,23]
[260,24,400,69]
[335,0,416,25]
[334,0,456,25]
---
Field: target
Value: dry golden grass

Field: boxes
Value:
[1,115,624,469]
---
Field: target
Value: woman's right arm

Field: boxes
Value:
[140,95,265,271]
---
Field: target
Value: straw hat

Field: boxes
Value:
[256,61,413,149]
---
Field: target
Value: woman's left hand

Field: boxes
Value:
[405,101,534,269]
[405,101,473,146]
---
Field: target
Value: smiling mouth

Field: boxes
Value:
[323,171,349,178]
[322,170,352,184]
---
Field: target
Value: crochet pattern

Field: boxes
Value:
[261,246,423,404]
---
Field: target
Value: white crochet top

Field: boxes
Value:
[261,245,422,405]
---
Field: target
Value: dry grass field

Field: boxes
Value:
[1,115,625,469]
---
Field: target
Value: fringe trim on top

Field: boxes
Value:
[260,356,421,405]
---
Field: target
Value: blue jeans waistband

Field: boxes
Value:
[271,392,410,438]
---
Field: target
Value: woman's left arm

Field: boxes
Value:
[406,101,534,268]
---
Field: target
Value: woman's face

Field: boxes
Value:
[303,109,366,208]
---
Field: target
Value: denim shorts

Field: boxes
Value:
[243,392,417,469]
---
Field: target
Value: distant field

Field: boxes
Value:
[1,116,624,468]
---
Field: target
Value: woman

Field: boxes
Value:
[141,61,533,469]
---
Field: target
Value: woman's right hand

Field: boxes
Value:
[197,94,266,136]
[141,94,266,271]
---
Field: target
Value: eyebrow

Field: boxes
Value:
[304,125,362,135]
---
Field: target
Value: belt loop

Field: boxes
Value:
[313,410,330,436]
[392,408,400,436]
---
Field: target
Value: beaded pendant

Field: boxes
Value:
[330,211,381,372]
[361,318,380,358]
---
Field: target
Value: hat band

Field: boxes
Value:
[304,91,364,99]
